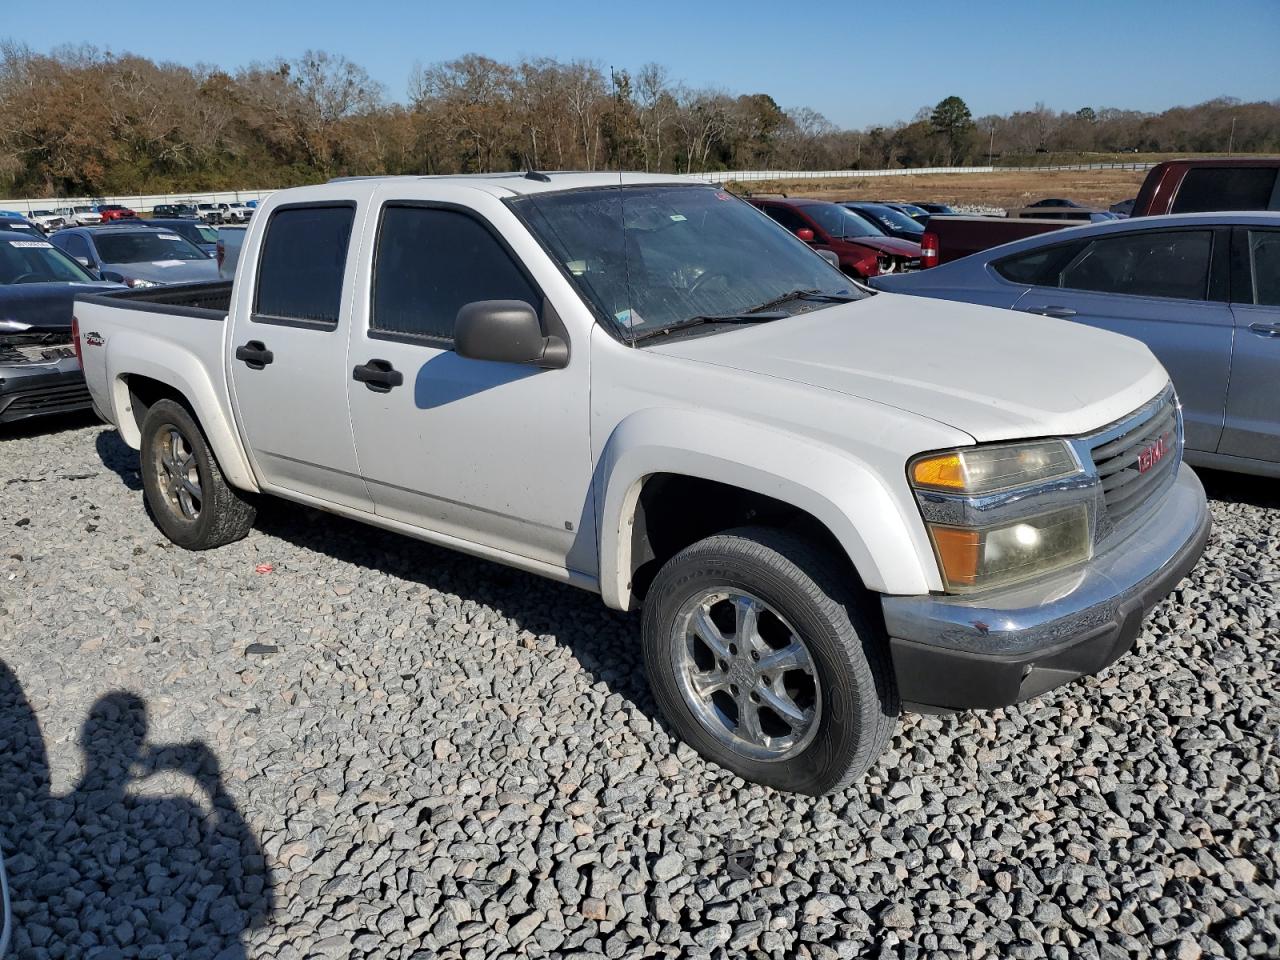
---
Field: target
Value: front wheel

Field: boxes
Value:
[642,527,898,795]
[139,399,255,550]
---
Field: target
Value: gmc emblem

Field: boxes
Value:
[1137,432,1172,473]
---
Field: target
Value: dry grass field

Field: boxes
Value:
[728,168,1150,211]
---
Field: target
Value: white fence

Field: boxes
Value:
[2,188,277,216]
[2,161,1156,213]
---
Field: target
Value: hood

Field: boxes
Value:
[649,292,1169,443]
[844,235,921,257]
[0,281,124,329]
[106,258,220,284]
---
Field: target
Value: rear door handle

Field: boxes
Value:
[1248,322,1280,338]
[235,340,273,369]
[1022,305,1078,319]
[352,358,403,392]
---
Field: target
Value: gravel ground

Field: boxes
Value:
[1,415,1277,960]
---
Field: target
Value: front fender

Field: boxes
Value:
[595,408,938,611]
[106,334,259,493]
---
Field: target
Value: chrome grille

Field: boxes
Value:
[1088,389,1181,530]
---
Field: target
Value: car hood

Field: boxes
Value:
[105,258,220,284]
[649,292,1169,443]
[0,281,125,329]
[844,235,921,257]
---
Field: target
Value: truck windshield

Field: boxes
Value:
[0,235,95,284]
[95,231,209,263]
[511,185,863,342]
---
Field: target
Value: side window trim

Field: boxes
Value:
[251,200,357,331]
[366,200,547,349]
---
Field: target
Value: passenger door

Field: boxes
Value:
[226,198,373,511]
[344,186,594,574]
[1011,227,1234,454]
[1220,227,1280,463]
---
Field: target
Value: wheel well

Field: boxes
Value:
[628,473,859,604]
[123,375,191,435]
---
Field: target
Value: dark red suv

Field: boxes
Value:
[746,197,922,279]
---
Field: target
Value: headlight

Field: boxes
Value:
[124,277,158,288]
[927,505,1091,592]
[909,441,1093,593]
[911,440,1079,494]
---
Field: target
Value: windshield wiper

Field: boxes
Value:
[630,310,790,343]
[742,288,859,313]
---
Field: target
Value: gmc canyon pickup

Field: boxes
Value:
[74,173,1210,794]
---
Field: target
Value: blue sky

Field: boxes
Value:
[5,0,1277,129]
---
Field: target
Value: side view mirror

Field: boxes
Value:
[454,300,569,369]
[75,256,91,267]
[795,228,815,243]
[817,249,841,268]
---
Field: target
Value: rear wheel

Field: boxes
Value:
[139,399,255,550]
[642,526,898,795]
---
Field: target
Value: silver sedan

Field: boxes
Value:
[872,212,1280,478]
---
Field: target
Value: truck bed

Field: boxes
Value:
[76,280,232,320]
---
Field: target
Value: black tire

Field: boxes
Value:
[642,526,898,795]
[139,398,255,550]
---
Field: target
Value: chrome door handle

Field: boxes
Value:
[1023,305,1077,319]
[1248,322,1280,338]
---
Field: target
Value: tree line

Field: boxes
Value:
[1,41,1277,198]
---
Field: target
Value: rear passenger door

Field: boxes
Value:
[1012,227,1234,455]
[227,196,373,511]
[343,185,595,574]
[1220,227,1280,464]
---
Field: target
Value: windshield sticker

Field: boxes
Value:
[715,191,732,201]
[158,233,182,241]
[6,239,52,248]
[669,214,687,222]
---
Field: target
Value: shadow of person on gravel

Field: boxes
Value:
[0,660,274,959]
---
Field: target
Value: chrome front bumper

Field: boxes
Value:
[882,464,1211,711]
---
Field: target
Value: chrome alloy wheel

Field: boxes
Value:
[154,427,202,521]
[671,590,821,761]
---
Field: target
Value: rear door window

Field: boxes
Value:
[254,205,355,327]
[1172,167,1280,213]
[370,205,540,343]
[1057,230,1214,301]
[759,205,812,235]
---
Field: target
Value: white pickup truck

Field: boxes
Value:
[74,173,1210,794]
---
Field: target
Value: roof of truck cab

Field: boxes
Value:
[326,171,705,197]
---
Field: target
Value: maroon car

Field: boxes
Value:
[746,197,922,279]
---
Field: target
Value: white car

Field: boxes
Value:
[26,209,66,232]
[53,205,104,226]
[73,173,1210,795]
[225,202,253,223]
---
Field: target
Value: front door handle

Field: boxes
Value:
[235,340,273,369]
[1022,305,1078,319]
[352,358,403,392]
[1248,322,1280,338]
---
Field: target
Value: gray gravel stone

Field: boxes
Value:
[1,421,1278,960]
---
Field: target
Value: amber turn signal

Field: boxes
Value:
[911,452,966,490]
[928,526,981,587]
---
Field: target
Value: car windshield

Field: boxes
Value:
[74,206,94,213]
[0,235,95,283]
[32,210,54,217]
[95,230,208,263]
[801,203,883,239]
[512,185,863,341]
[850,204,922,235]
